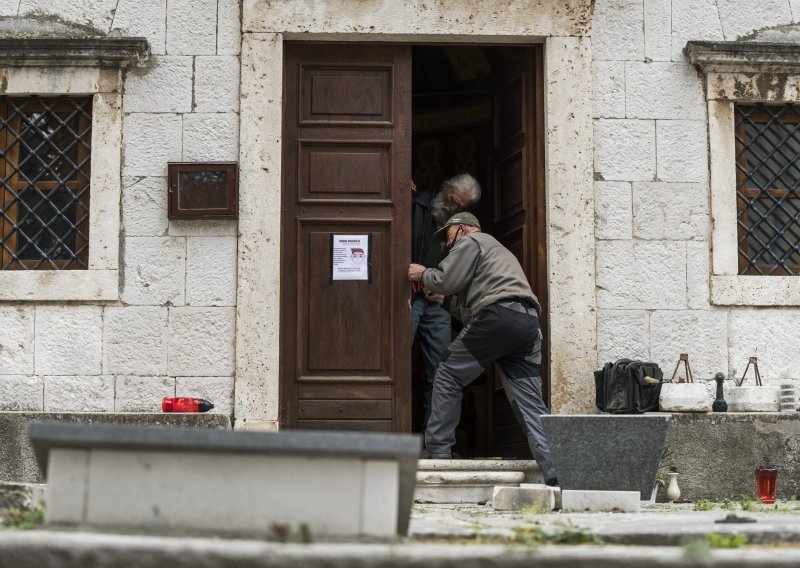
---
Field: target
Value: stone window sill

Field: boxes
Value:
[710,275,800,306]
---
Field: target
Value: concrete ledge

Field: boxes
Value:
[0,412,231,484]
[31,423,421,538]
[665,412,800,501]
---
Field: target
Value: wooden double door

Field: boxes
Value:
[280,43,546,455]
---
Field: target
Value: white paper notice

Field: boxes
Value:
[331,234,369,281]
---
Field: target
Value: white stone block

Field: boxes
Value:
[123,56,193,113]
[594,119,656,182]
[632,182,708,240]
[656,120,708,183]
[122,176,169,237]
[103,307,169,375]
[114,376,175,412]
[650,310,728,379]
[168,307,236,376]
[122,114,182,177]
[182,113,239,161]
[0,1,17,16]
[597,310,650,364]
[44,376,114,412]
[593,61,625,119]
[19,0,116,31]
[520,483,562,508]
[186,236,238,306]
[595,181,632,240]
[562,490,640,512]
[0,375,43,411]
[217,0,241,55]
[644,0,671,61]
[492,485,556,511]
[717,0,792,41]
[166,0,217,55]
[35,306,103,376]
[361,461,400,536]
[0,306,34,374]
[686,241,710,309]
[169,219,238,237]
[596,241,687,309]
[175,376,234,416]
[670,0,724,61]
[730,310,800,381]
[85,452,364,535]
[724,385,781,412]
[121,237,186,306]
[592,0,644,61]
[626,62,705,120]
[194,56,241,112]
[112,0,167,55]
[659,382,713,412]
[45,449,89,524]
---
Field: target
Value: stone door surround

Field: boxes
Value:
[235,0,598,430]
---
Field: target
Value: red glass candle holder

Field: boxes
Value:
[755,466,778,504]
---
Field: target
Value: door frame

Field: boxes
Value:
[234,1,597,430]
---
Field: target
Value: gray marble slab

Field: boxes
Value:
[541,414,670,499]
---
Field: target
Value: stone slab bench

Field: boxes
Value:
[30,422,421,539]
[0,412,230,484]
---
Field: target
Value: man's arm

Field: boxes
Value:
[421,236,480,296]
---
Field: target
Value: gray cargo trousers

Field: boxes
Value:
[424,300,556,483]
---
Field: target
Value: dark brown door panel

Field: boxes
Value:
[281,44,412,432]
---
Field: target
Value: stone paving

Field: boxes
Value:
[2,498,800,566]
[410,501,800,546]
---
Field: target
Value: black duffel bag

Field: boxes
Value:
[594,359,663,414]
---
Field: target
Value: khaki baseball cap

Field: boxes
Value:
[434,212,481,240]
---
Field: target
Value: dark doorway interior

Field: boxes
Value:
[410,45,546,458]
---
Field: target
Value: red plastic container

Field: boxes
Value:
[755,466,778,504]
[162,397,214,413]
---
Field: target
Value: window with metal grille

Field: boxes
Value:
[0,96,92,270]
[735,103,800,275]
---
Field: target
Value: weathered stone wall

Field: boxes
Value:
[593,0,800,387]
[0,1,240,416]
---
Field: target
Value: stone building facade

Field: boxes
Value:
[0,1,798,436]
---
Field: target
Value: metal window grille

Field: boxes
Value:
[0,96,92,270]
[734,103,800,275]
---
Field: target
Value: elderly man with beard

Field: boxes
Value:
[408,212,557,487]
[411,173,481,429]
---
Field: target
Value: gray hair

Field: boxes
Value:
[442,173,481,205]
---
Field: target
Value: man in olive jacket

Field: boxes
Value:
[408,212,556,486]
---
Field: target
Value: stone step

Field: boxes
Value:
[414,459,542,504]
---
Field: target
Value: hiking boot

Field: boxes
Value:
[545,477,559,487]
